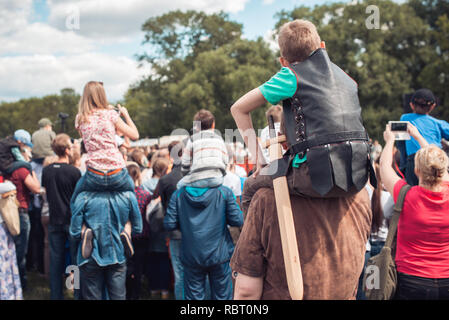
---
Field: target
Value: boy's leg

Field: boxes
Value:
[183,266,207,300]
[188,177,224,188]
[208,262,233,300]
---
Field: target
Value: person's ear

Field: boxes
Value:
[409,102,416,112]
[279,57,289,67]
[429,103,436,113]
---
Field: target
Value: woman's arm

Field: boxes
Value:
[230,88,268,173]
[115,105,139,140]
[407,123,428,148]
[379,124,401,196]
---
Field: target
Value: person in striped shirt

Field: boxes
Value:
[178,109,228,189]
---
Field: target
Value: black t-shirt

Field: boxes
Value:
[153,164,183,240]
[42,162,81,226]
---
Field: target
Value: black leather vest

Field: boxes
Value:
[282,48,371,196]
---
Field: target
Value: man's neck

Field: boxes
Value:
[56,156,69,164]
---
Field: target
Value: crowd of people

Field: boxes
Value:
[1,18,449,301]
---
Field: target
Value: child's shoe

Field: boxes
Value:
[81,228,94,259]
[120,231,134,258]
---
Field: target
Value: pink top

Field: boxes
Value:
[76,109,126,171]
[394,179,449,278]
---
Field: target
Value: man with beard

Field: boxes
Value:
[41,134,81,299]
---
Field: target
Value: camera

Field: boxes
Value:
[389,121,410,140]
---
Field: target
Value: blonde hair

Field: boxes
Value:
[76,81,109,125]
[415,145,449,187]
[278,19,321,63]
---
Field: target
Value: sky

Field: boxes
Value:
[0,0,338,103]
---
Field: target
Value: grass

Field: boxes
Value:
[23,270,173,300]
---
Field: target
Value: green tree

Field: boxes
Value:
[274,0,440,141]
[127,11,279,138]
[0,88,80,138]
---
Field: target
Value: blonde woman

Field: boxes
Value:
[380,123,449,300]
[70,81,141,260]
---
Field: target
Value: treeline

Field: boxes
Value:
[1,0,448,141]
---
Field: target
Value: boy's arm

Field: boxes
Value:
[224,188,244,227]
[163,191,180,231]
[230,88,268,172]
[128,193,143,234]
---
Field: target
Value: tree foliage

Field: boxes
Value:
[0,89,80,138]
[128,10,278,137]
[275,0,448,141]
[1,1,448,143]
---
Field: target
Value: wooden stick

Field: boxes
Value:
[267,117,304,300]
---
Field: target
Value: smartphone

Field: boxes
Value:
[388,121,410,140]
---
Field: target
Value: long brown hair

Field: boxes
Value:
[76,81,109,125]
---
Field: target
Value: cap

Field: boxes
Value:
[412,89,436,107]
[14,129,33,148]
[38,118,53,128]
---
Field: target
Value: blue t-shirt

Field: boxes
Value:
[400,113,449,156]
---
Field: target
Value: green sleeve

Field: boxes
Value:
[11,147,25,161]
[258,67,297,105]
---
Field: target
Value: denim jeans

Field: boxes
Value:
[396,272,449,300]
[80,259,127,300]
[169,239,184,300]
[70,167,135,209]
[183,262,232,300]
[13,210,30,290]
[48,224,78,300]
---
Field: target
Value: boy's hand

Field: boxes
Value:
[383,124,395,143]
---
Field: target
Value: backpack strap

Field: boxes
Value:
[384,184,412,249]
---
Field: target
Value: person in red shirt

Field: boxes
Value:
[380,122,449,300]
[5,158,41,290]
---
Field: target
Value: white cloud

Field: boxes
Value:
[0,0,33,35]
[264,29,279,52]
[0,54,150,102]
[262,0,275,4]
[0,22,95,55]
[47,0,250,39]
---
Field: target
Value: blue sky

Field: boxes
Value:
[0,0,341,102]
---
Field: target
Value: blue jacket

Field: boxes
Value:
[164,186,243,268]
[70,191,142,267]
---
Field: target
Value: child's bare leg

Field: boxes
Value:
[124,221,131,236]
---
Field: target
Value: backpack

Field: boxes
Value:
[0,137,20,174]
[146,198,165,234]
[363,184,412,300]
